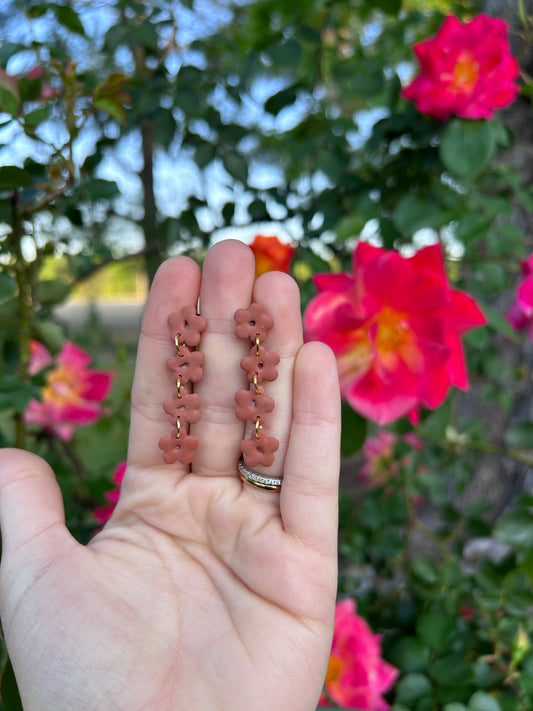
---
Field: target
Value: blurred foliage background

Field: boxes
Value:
[2,0,533,709]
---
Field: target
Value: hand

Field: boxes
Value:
[0,240,341,711]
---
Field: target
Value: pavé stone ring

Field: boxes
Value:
[238,459,282,492]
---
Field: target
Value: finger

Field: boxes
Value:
[247,270,303,479]
[0,449,69,562]
[128,256,202,471]
[280,342,341,553]
[192,240,256,476]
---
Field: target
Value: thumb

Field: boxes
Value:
[0,448,69,560]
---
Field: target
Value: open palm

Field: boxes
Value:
[0,240,341,711]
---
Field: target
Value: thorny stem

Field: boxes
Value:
[12,191,34,450]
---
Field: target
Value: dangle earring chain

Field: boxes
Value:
[158,305,206,464]
[234,303,280,468]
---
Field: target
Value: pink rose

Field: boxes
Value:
[304,242,486,425]
[24,341,114,440]
[506,254,533,339]
[93,461,126,525]
[320,599,398,709]
[402,15,519,121]
[360,430,399,484]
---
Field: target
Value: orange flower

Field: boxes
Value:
[249,235,295,277]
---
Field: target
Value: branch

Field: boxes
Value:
[19,177,75,218]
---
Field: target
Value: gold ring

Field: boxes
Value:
[238,458,282,492]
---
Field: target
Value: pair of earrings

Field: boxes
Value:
[158,303,279,469]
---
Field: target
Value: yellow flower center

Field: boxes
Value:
[325,654,343,686]
[452,53,479,92]
[374,307,409,353]
[42,365,82,407]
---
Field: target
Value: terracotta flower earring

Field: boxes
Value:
[234,303,280,469]
[158,305,206,464]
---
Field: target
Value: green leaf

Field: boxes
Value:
[373,0,402,12]
[483,304,519,340]
[440,119,495,180]
[392,193,441,236]
[0,166,32,189]
[84,178,119,201]
[504,422,533,449]
[340,402,367,456]
[468,691,500,711]
[221,151,248,184]
[0,42,24,68]
[0,82,20,116]
[395,673,432,705]
[336,213,367,242]
[194,141,215,169]
[411,555,438,584]
[429,654,471,686]
[154,109,176,149]
[351,57,384,99]
[24,106,50,128]
[264,86,298,115]
[134,19,159,52]
[0,272,17,304]
[0,656,23,711]
[36,280,71,306]
[389,637,431,673]
[494,509,533,549]
[33,319,65,352]
[94,96,127,124]
[265,38,302,69]
[444,705,468,711]
[94,73,131,123]
[176,65,204,89]
[26,4,48,18]
[416,610,451,649]
[222,202,235,223]
[316,150,344,184]
[0,296,18,333]
[51,4,86,35]
[248,198,269,222]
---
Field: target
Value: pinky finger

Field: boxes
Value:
[280,342,341,554]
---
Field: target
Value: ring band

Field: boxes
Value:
[238,459,282,492]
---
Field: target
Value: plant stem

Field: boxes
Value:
[12,191,33,450]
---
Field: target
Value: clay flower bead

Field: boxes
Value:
[168,305,206,348]
[241,429,279,468]
[158,429,198,464]
[241,345,280,384]
[163,391,202,424]
[235,387,275,422]
[234,302,274,342]
[166,346,205,384]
